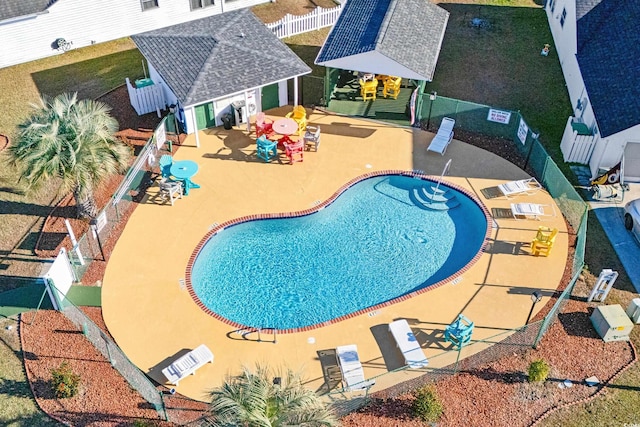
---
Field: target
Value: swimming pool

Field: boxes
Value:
[188,172,490,332]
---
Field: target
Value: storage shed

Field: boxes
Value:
[132,8,311,147]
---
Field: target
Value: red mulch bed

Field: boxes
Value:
[21,86,637,426]
[342,294,636,427]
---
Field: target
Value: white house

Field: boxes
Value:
[547,0,640,182]
[0,0,270,70]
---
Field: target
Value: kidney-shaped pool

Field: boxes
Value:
[187,172,490,332]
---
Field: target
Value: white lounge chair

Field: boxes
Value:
[162,344,214,385]
[388,319,429,369]
[510,203,555,220]
[336,344,375,392]
[427,117,455,155]
[498,178,542,198]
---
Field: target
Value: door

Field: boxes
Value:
[624,141,640,182]
[194,102,216,130]
[261,83,279,111]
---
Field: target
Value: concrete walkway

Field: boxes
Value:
[572,166,640,293]
[102,109,567,401]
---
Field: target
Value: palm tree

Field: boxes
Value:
[204,364,339,427]
[8,92,130,219]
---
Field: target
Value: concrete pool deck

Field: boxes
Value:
[102,108,568,402]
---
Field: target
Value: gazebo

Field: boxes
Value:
[315,0,449,120]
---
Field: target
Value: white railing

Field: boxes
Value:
[125,77,166,116]
[560,116,597,164]
[266,4,343,39]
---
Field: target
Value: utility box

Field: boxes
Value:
[590,305,634,342]
[626,298,640,324]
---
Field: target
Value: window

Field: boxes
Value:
[548,0,555,13]
[560,8,567,27]
[141,0,158,11]
[190,0,214,9]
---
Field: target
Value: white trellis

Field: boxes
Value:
[266,4,344,39]
[560,116,597,164]
[125,77,166,116]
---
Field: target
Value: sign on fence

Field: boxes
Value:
[487,108,511,124]
[517,117,529,145]
[155,120,166,150]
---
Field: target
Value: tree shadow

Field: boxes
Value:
[315,348,342,394]
[353,396,415,422]
[0,200,75,218]
[460,367,527,384]
[557,311,600,339]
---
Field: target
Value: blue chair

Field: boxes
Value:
[444,314,474,349]
[159,154,173,178]
[256,135,277,162]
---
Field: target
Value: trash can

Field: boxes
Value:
[222,114,232,130]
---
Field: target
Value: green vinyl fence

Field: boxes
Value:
[416,94,588,340]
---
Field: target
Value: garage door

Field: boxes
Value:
[624,141,640,182]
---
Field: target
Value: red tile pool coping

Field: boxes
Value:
[184,170,493,334]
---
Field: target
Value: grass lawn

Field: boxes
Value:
[0,38,145,287]
[0,317,62,426]
[430,0,572,159]
[0,0,638,425]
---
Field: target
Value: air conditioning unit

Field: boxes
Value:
[590,305,634,342]
[626,298,640,324]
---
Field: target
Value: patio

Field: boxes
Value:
[326,71,415,126]
[101,108,567,401]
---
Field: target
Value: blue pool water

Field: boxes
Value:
[190,174,488,330]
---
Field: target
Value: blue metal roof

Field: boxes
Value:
[316,0,393,63]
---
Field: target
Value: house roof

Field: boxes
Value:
[315,0,449,81]
[132,9,311,107]
[0,0,51,22]
[576,0,640,137]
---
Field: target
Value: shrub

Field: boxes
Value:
[412,385,444,422]
[51,361,80,398]
[528,359,550,383]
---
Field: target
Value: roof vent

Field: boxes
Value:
[240,32,245,38]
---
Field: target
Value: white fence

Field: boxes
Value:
[125,77,166,116]
[560,116,597,164]
[266,4,343,39]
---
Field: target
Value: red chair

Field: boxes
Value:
[283,139,304,164]
[255,112,274,138]
[277,134,294,149]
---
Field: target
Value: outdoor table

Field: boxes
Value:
[272,118,299,136]
[170,160,200,195]
[357,72,375,81]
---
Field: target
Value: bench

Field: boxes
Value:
[389,319,428,369]
[161,344,214,386]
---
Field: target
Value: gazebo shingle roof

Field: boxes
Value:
[132,9,311,106]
